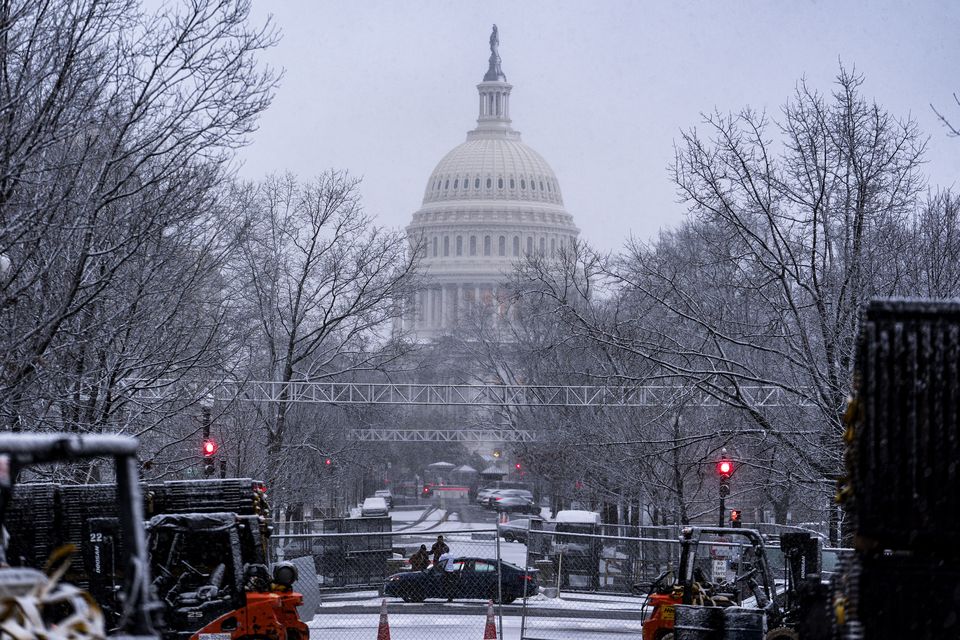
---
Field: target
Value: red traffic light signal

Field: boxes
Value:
[324,458,332,466]
[717,459,733,477]
[515,462,522,470]
[202,439,217,457]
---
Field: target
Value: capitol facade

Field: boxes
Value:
[402,26,580,342]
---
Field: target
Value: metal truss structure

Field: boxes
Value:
[348,428,535,442]
[136,379,810,408]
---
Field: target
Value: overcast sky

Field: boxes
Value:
[237,1,960,252]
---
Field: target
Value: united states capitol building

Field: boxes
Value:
[401,26,580,342]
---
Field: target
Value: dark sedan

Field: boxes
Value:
[383,557,539,604]
[498,517,543,543]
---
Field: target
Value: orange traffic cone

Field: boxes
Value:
[483,599,497,639]
[377,598,391,640]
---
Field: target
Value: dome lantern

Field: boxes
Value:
[474,25,515,137]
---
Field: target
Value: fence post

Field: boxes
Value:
[495,529,504,640]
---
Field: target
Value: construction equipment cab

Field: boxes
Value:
[0,433,161,639]
[148,513,307,640]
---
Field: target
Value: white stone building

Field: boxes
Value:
[402,27,579,342]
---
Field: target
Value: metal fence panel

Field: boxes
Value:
[273,526,510,639]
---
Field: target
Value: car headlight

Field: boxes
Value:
[389,576,400,581]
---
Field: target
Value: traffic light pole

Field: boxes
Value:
[719,495,725,528]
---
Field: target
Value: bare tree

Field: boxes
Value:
[932,93,960,137]
[0,0,277,444]
[231,171,421,501]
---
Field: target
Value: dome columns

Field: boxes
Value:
[476,81,513,132]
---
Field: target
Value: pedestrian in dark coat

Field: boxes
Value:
[410,544,430,571]
[430,535,449,564]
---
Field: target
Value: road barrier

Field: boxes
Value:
[271,519,849,639]
[272,525,508,639]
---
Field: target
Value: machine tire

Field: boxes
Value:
[402,585,425,603]
[765,628,799,640]
[503,533,515,543]
[655,632,674,640]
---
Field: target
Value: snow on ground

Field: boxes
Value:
[309,612,643,639]
[390,508,431,523]
[319,590,646,613]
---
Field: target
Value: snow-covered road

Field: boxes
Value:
[308,611,644,639]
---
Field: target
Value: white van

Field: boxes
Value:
[361,496,389,517]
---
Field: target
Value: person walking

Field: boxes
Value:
[437,551,459,602]
[430,535,449,565]
[409,544,430,571]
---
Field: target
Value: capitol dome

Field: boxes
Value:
[402,26,580,341]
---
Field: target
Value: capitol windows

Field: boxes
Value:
[498,178,503,189]
[520,179,526,189]
[444,180,449,189]
[484,235,491,256]
[510,178,515,189]
[443,236,450,256]
[456,236,463,256]
[475,178,480,189]
[526,237,533,254]
[513,236,520,256]
[539,237,546,256]
[531,181,536,191]
[540,181,545,191]
[470,236,477,256]
[486,178,492,188]
[453,179,458,189]
[498,236,506,256]
[550,238,556,255]
[433,237,438,257]
[546,181,552,192]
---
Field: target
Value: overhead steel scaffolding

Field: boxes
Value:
[348,428,534,442]
[134,379,809,408]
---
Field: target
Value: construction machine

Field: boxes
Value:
[0,433,160,640]
[642,527,832,640]
[0,433,308,640]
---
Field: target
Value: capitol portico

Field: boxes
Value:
[403,26,580,341]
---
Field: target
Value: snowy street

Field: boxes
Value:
[309,611,643,639]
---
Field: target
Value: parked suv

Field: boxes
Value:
[374,489,394,508]
[361,496,389,517]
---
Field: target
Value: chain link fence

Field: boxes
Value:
[274,521,521,639]
[269,515,849,639]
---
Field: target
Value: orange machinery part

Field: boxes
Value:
[190,591,309,640]
[642,591,681,640]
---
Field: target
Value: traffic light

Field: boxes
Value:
[515,462,522,470]
[717,459,733,478]
[202,439,217,456]
[325,458,332,466]
[730,509,742,528]
[202,438,217,476]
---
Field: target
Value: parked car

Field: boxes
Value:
[361,496,389,517]
[476,487,499,505]
[498,517,543,543]
[384,557,539,604]
[486,489,534,509]
[374,489,394,508]
[492,495,538,514]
